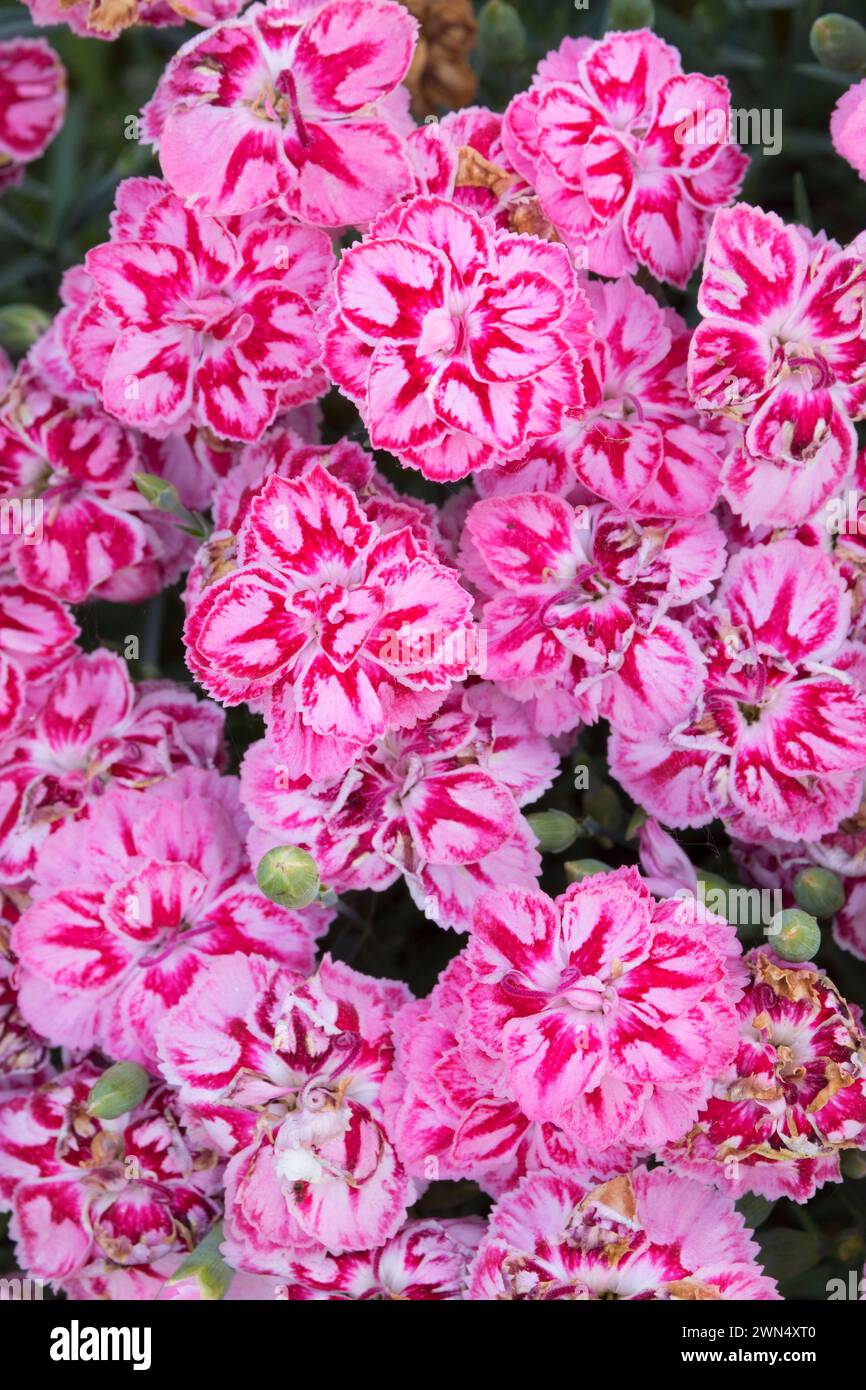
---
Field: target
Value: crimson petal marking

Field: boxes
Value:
[336,237,451,344]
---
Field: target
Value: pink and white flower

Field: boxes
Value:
[143,0,418,227]
[832,77,866,183]
[557,277,727,517]
[0,361,195,602]
[324,194,593,482]
[185,464,476,780]
[280,1217,484,1298]
[73,180,333,442]
[611,539,866,842]
[0,39,66,191]
[689,204,866,526]
[502,29,748,287]
[465,490,723,738]
[461,868,742,1151]
[0,579,78,741]
[0,1063,221,1291]
[241,685,555,929]
[11,768,331,1064]
[468,1167,779,1299]
[664,950,866,1202]
[158,951,414,1265]
[0,650,225,884]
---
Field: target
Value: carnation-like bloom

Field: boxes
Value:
[468,1167,779,1299]
[502,29,748,287]
[0,1063,221,1293]
[0,361,193,602]
[0,579,78,740]
[241,686,555,929]
[462,868,742,1150]
[0,649,224,883]
[0,890,51,1092]
[557,277,726,517]
[611,539,866,842]
[158,951,414,1266]
[185,464,476,780]
[143,0,418,227]
[74,180,333,442]
[19,0,244,42]
[465,491,723,738]
[324,194,592,482]
[0,39,66,192]
[12,768,332,1064]
[664,950,866,1202]
[385,952,641,1196]
[832,77,866,183]
[280,1217,484,1299]
[688,204,866,525]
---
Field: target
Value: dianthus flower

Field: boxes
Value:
[467,1167,779,1299]
[664,950,866,1202]
[0,649,224,883]
[71,180,333,442]
[324,194,593,482]
[0,1063,221,1294]
[460,868,742,1151]
[502,29,748,287]
[280,1217,483,1299]
[688,204,866,525]
[0,39,66,192]
[557,277,727,517]
[142,0,418,227]
[158,951,414,1266]
[0,578,78,740]
[611,538,866,842]
[11,768,332,1064]
[0,361,194,602]
[241,685,554,929]
[832,77,866,183]
[185,464,476,780]
[464,490,723,738]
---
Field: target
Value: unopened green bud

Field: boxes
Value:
[256,845,320,909]
[86,1062,150,1119]
[167,1223,233,1300]
[527,810,579,854]
[133,473,209,538]
[0,304,50,357]
[564,858,610,883]
[810,14,866,73]
[606,0,655,32]
[477,0,526,66]
[768,908,821,963]
[792,866,845,919]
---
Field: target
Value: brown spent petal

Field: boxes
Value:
[580,1173,638,1225]
[752,953,823,1005]
[807,1059,856,1114]
[87,0,140,31]
[509,196,561,242]
[455,145,517,199]
[667,1280,722,1300]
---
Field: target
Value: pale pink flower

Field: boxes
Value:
[158,951,414,1266]
[462,868,742,1150]
[11,768,332,1064]
[464,490,723,739]
[0,650,224,884]
[832,77,866,182]
[241,686,555,929]
[143,0,418,227]
[503,29,748,287]
[611,539,866,842]
[468,1167,779,1299]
